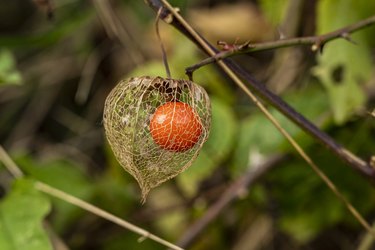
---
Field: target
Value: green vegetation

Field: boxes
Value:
[0,0,375,249]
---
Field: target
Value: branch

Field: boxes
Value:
[147,1,375,242]
[145,0,375,181]
[177,154,285,248]
[186,15,375,73]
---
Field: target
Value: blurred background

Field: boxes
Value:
[1,0,375,249]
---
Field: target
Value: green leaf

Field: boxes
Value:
[268,147,375,243]
[0,49,22,86]
[204,97,237,162]
[16,156,94,232]
[232,83,330,175]
[178,97,237,195]
[0,179,52,250]
[313,0,374,124]
[0,8,93,48]
[147,186,187,238]
[258,0,289,25]
[232,110,294,175]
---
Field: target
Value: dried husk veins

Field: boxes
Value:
[103,76,211,202]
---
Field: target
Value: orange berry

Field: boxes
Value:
[150,102,202,152]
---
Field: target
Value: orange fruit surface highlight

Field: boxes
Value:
[150,102,203,152]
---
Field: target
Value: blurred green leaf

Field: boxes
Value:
[0,49,22,86]
[16,156,94,232]
[93,172,136,215]
[204,97,237,162]
[274,163,344,242]
[259,0,288,25]
[148,186,187,238]
[0,8,93,48]
[268,146,375,243]
[232,84,330,175]
[313,0,374,124]
[0,179,52,250]
[178,97,237,196]
[265,112,375,242]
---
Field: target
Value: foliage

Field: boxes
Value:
[0,179,52,250]
[0,0,375,249]
[0,49,22,86]
[16,156,95,232]
[313,0,375,124]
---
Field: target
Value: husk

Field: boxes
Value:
[103,76,211,202]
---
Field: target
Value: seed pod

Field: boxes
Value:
[103,76,211,202]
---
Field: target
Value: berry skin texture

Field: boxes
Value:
[150,102,203,152]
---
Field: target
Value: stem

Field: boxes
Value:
[186,15,375,73]
[145,0,375,181]
[35,183,183,250]
[0,145,184,250]
[0,146,24,178]
[146,0,375,241]
[155,7,171,78]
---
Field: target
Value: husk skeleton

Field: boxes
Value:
[103,76,211,201]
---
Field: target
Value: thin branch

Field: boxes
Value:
[34,183,183,250]
[146,0,375,242]
[358,219,375,250]
[145,0,375,181]
[186,15,375,73]
[155,7,171,78]
[93,0,144,65]
[0,146,24,178]
[0,145,184,250]
[177,154,285,248]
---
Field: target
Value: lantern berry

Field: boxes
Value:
[103,76,211,202]
[150,101,202,152]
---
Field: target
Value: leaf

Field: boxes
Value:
[178,97,237,196]
[0,8,93,48]
[204,97,237,162]
[0,49,22,86]
[0,179,52,250]
[148,187,187,238]
[268,147,375,243]
[232,83,330,175]
[313,0,374,124]
[258,0,289,25]
[16,156,94,232]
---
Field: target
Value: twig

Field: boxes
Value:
[34,183,183,250]
[186,15,375,73]
[0,147,24,178]
[177,154,285,248]
[0,145,184,250]
[146,0,375,242]
[93,0,144,65]
[155,7,171,78]
[145,0,375,181]
[266,0,304,93]
[358,220,375,250]
[75,41,109,105]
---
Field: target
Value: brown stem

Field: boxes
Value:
[186,15,375,73]
[145,0,375,181]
